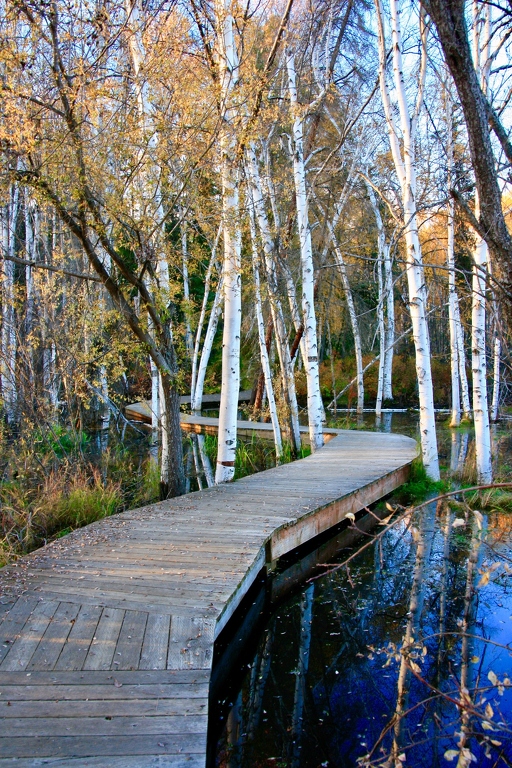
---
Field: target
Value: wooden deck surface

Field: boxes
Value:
[0,421,416,767]
[125,392,253,423]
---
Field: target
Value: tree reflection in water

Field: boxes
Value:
[215,492,512,768]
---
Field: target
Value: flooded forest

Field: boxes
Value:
[1,0,512,764]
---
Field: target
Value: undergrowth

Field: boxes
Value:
[0,425,159,567]
[202,433,311,480]
[393,458,447,506]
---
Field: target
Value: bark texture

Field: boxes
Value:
[424,0,512,301]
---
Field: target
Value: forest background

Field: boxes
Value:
[0,0,511,561]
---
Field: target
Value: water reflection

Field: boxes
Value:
[215,502,512,767]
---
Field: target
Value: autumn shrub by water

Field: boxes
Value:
[0,422,159,566]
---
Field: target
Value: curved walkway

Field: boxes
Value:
[0,425,416,766]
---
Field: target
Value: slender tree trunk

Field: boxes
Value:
[246,145,301,453]
[1,183,19,424]
[192,278,223,414]
[470,4,492,482]
[215,0,242,483]
[375,0,440,479]
[190,224,222,406]
[287,52,324,451]
[181,217,194,360]
[366,181,393,412]
[491,336,500,422]
[446,89,461,427]
[471,203,492,482]
[326,222,364,414]
[249,205,283,459]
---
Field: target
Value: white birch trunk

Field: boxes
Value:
[245,145,301,453]
[455,303,471,419]
[249,205,283,459]
[446,90,461,427]
[375,237,385,417]
[190,224,222,406]
[281,259,307,368]
[287,52,324,451]
[471,202,492,482]
[491,336,500,421]
[24,194,36,389]
[471,2,492,481]
[383,240,394,401]
[366,181,393,412]
[181,218,194,359]
[215,0,242,483]
[375,0,440,479]
[1,183,19,423]
[326,221,364,414]
[197,433,215,487]
[192,278,223,414]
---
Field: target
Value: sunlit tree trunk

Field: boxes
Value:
[375,0,440,479]
[190,224,222,409]
[181,217,194,360]
[287,52,324,451]
[246,144,301,454]
[1,182,19,424]
[376,239,385,417]
[490,336,500,422]
[366,181,393,412]
[215,0,242,483]
[249,205,283,460]
[192,279,223,415]
[326,221,364,414]
[471,1,492,482]
[42,213,59,413]
[446,88,461,427]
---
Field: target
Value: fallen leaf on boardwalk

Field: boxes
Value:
[114,679,122,688]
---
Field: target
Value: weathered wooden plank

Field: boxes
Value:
[27,602,81,671]
[167,617,215,671]
[0,714,208,737]
[0,685,208,704]
[0,733,206,758]
[0,598,39,664]
[83,608,125,671]
[0,757,205,767]
[0,696,207,718]
[140,614,171,670]
[0,668,209,685]
[112,610,147,670]
[53,605,103,671]
[0,601,59,671]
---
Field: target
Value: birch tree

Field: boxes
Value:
[287,51,324,451]
[214,0,242,483]
[470,0,492,482]
[375,0,440,480]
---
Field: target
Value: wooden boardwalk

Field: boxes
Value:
[125,392,253,424]
[0,423,416,767]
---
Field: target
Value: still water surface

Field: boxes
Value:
[213,414,512,768]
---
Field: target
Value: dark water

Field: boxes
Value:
[213,415,512,768]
